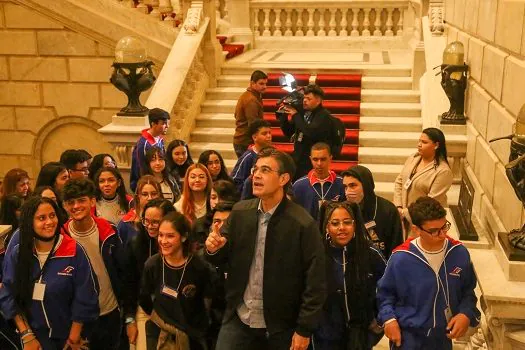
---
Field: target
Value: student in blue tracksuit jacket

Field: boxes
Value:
[292,142,345,220]
[377,196,481,350]
[230,120,273,193]
[62,178,127,350]
[0,196,99,350]
[130,108,170,192]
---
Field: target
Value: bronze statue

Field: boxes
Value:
[110,61,156,116]
[490,104,525,250]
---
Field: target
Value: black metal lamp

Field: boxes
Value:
[110,36,156,116]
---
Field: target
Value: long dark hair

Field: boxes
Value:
[35,162,68,192]
[198,150,231,182]
[94,167,130,213]
[2,168,31,199]
[0,194,23,231]
[319,201,372,323]
[160,211,192,257]
[88,154,117,181]
[166,140,194,179]
[32,186,68,226]
[136,199,176,254]
[16,197,61,318]
[422,127,449,166]
[143,146,170,179]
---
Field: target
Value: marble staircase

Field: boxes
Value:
[189,50,461,203]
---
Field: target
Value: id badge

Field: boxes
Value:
[444,306,453,323]
[161,285,178,299]
[297,132,303,142]
[318,199,325,209]
[364,220,377,230]
[32,282,46,301]
[404,178,413,190]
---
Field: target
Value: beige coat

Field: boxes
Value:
[393,153,453,218]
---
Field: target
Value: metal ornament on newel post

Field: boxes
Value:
[490,104,525,254]
[110,36,156,116]
[435,41,468,125]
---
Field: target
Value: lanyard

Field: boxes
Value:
[312,181,334,201]
[34,234,60,282]
[162,255,190,293]
[437,260,451,307]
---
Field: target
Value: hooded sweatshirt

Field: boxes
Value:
[344,166,403,258]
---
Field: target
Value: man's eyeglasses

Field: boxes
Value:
[251,166,280,176]
[142,218,161,228]
[70,167,89,174]
[418,221,451,236]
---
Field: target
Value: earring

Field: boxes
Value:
[325,231,330,240]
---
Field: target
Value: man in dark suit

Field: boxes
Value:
[205,148,326,350]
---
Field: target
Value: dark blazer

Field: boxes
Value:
[206,197,326,337]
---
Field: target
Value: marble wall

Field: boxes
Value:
[0,0,158,179]
[445,0,525,236]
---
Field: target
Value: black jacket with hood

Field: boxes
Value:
[344,166,403,258]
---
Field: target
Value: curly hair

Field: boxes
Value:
[408,196,447,227]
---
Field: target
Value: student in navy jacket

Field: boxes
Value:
[62,178,127,350]
[0,196,99,349]
[292,142,345,220]
[377,196,481,349]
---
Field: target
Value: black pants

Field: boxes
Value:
[89,308,122,350]
[215,314,295,350]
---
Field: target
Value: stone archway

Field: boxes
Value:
[33,116,113,167]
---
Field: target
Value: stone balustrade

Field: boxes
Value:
[250,0,408,37]
[114,0,182,27]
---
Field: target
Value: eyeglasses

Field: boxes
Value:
[418,221,451,236]
[329,219,354,228]
[142,218,161,228]
[251,165,280,176]
[70,167,89,174]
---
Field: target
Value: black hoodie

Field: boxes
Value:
[344,166,403,258]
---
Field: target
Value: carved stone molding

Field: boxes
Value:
[428,0,444,36]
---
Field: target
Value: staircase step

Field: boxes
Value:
[220,65,412,77]
[191,142,238,160]
[358,147,415,164]
[361,77,413,90]
[361,102,421,117]
[376,182,460,206]
[358,163,403,183]
[360,117,422,132]
[191,127,234,143]
[196,113,234,128]
[359,131,420,148]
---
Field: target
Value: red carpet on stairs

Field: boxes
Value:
[217,36,244,59]
[263,73,362,173]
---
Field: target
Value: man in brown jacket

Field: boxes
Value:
[233,70,268,158]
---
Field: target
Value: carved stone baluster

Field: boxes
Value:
[253,9,261,36]
[397,8,404,36]
[362,8,371,36]
[385,8,394,36]
[274,9,283,36]
[284,8,293,36]
[318,9,326,36]
[296,9,304,36]
[306,8,315,36]
[373,8,382,36]
[223,0,229,21]
[328,8,337,36]
[339,8,348,36]
[350,9,359,36]
[263,9,271,36]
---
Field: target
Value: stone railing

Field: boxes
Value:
[114,0,182,26]
[251,0,409,37]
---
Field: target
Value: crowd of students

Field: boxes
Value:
[0,83,479,350]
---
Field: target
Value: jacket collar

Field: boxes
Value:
[393,236,462,260]
[247,87,262,99]
[121,208,137,223]
[63,215,116,243]
[308,169,337,186]
[53,233,77,258]
[141,128,160,145]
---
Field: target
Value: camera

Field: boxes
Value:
[275,73,304,118]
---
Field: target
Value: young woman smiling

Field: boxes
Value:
[174,164,213,223]
[94,167,132,225]
[313,201,386,350]
[139,212,215,350]
[143,147,181,204]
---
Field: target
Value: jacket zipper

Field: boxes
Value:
[342,247,351,322]
[34,254,53,337]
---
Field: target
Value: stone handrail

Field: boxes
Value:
[250,0,409,37]
[115,0,182,27]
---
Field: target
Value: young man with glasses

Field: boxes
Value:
[60,149,91,179]
[205,148,326,350]
[377,196,480,349]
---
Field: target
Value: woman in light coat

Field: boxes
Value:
[394,128,453,237]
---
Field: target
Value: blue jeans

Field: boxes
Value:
[215,314,295,350]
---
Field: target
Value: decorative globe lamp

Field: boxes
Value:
[110,36,156,116]
[438,41,468,125]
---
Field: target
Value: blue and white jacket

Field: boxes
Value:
[0,233,99,340]
[130,129,165,192]
[377,236,481,332]
[292,170,346,220]
[231,148,257,193]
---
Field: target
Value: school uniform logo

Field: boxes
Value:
[58,266,75,276]
[449,267,462,277]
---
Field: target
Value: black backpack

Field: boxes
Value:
[329,115,346,158]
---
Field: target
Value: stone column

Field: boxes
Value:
[226,0,253,46]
